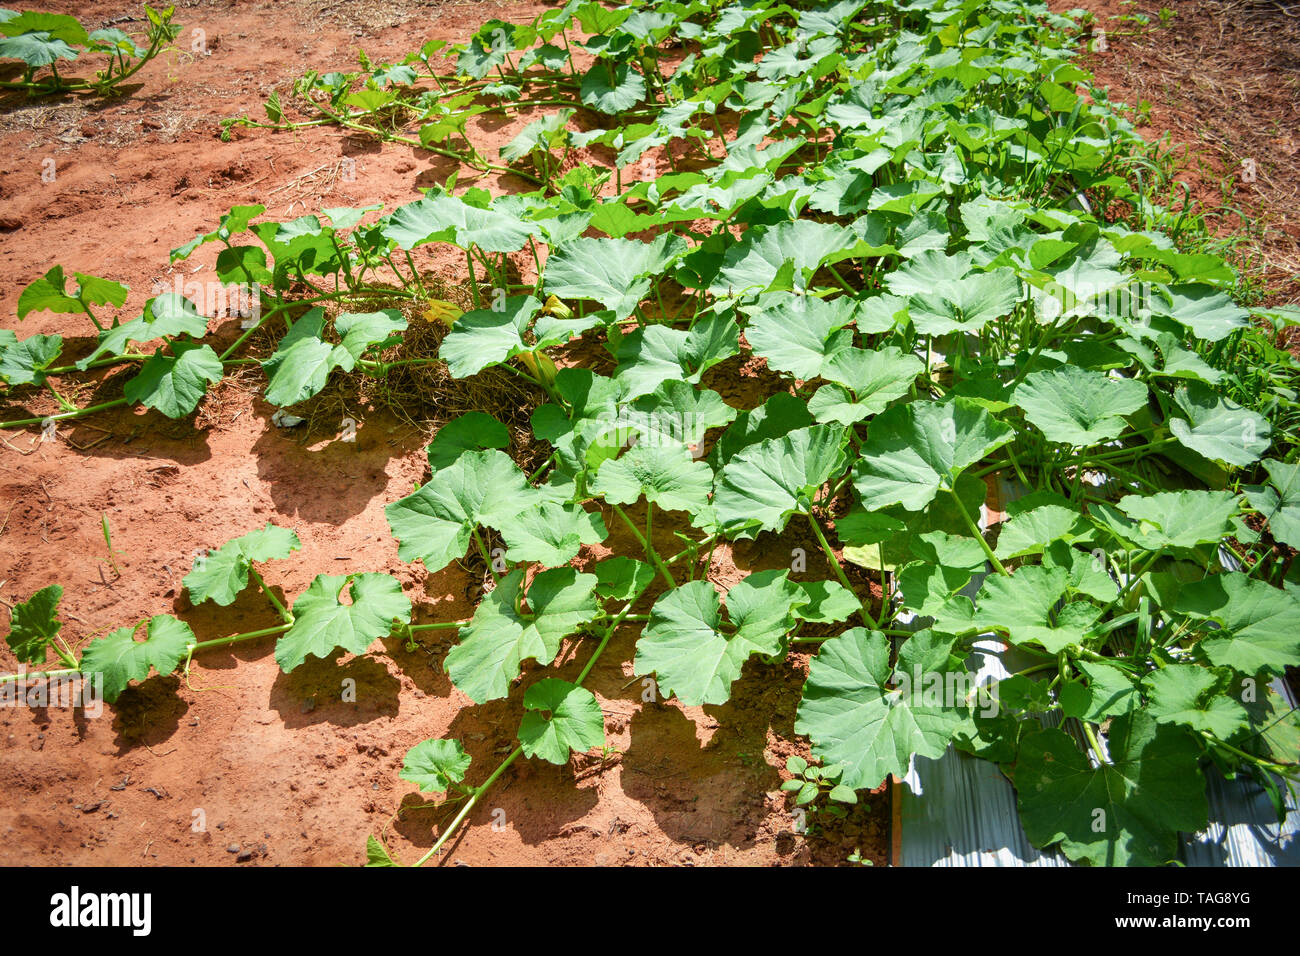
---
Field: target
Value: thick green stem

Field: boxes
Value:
[0,397,130,431]
[611,504,675,588]
[412,747,523,867]
[248,567,293,624]
[948,487,1009,575]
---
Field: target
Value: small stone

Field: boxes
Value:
[226,844,239,854]
[236,847,254,862]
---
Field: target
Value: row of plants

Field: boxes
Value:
[2,0,1298,866]
[0,6,178,96]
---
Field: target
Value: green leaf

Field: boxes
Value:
[613,313,739,398]
[714,424,847,535]
[183,523,301,607]
[591,442,713,514]
[441,295,598,378]
[386,450,536,571]
[994,503,1092,560]
[500,501,607,566]
[518,679,606,764]
[446,568,600,704]
[1154,285,1249,341]
[1012,712,1207,866]
[381,193,536,253]
[1168,381,1271,467]
[1143,665,1249,739]
[1172,573,1300,675]
[580,61,646,113]
[852,399,1014,511]
[426,413,511,470]
[712,219,863,295]
[635,572,804,706]
[260,309,351,407]
[1060,660,1140,722]
[1246,459,1300,548]
[399,738,472,793]
[625,381,737,454]
[793,580,861,624]
[973,566,1095,653]
[545,235,687,320]
[1013,367,1148,446]
[794,628,968,790]
[811,346,924,424]
[123,343,223,418]
[0,12,90,45]
[80,615,197,703]
[75,294,209,370]
[0,332,62,386]
[0,31,77,68]
[275,573,411,673]
[5,584,63,665]
[906,269,1021,335]
[594,556,656,603]
[710,392,814,466]
[1092,490,1240,552]
[744,293,856,380]
[364,834,398,867]
[334,309,407,363]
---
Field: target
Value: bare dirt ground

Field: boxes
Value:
[0,0,888,867]
[1072,0,1300,309]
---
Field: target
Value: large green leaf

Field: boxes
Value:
[1013,367,1147,446]
[1172,573,1300,675]
[810,346,924,425]
[386,450,537,571]
[1246,459,1300,548]
[613,313,739,398]
[906,269,1021,335]
[123,343,223,418]
[446,568,600,703]
[261,309,351,407]
[794,628,968,790]
[852,398,1014,511]
[518,679,606,763]
[500,502,607,566]
[1154,285,1248,341]
[183,523,302,606]
[1168,381,1271,467]
[0,332,62,386]
[713,424,847,535]
[5,584,63,665]
[426,412,511,470]
[973,566,1098,653]
[635,572,804,706]
[1142,665,1249,739]
[544,235,687,320]
[1011,712,1207,866]
[744,293,856,380]
[381,193,536,252]
[1091,490,1240,553]
[80,615,197,702]
[76,293,209,370]
[590,442,713,513]
[275,574,411,673]
[440,295,598,378]
[580,61,646,113]
[712,220,864,295]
